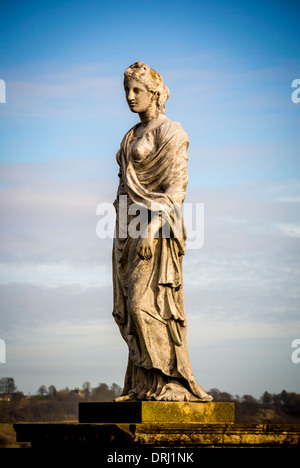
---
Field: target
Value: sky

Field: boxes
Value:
[0,0,299,398]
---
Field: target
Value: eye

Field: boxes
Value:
[133,88,140,94]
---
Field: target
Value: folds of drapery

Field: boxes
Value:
[117,119,189,327]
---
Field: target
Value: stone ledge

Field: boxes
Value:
[14,422,300,448]
[78,401,234,423]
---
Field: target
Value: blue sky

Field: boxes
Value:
[0,0,300,397]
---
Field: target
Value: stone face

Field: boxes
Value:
[78,401,235,424]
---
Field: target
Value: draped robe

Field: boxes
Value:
[112,114,212,401]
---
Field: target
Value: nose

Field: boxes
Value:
[127,89,135,101]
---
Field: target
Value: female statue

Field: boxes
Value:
[113,61,212,402]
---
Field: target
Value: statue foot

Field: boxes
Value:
[200,395,213,401]
[114,393,136,402]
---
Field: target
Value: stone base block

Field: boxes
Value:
[78,401,235,424]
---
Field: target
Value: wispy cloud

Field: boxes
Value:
[277,224,300,238]
[4,63,125,120]
[1,160,299,342]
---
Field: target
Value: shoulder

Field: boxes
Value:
[157,117,189,146]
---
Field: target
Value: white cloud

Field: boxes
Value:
[277,224,300,238]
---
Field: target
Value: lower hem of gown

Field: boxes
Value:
[120,366,213,402]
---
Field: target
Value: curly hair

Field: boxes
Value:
[124,61,170,114]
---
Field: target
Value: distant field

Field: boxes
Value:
[0,424,30,448]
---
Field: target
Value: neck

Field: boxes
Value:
[139,105,160,124]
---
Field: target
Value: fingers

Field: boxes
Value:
[137,245,146,260]
[137,244,152,260]
[145,246,152,260]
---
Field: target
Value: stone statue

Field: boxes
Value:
[112,61,212,402]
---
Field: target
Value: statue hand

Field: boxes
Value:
[138,237,153,260]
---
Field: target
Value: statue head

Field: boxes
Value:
[124,61,170,114]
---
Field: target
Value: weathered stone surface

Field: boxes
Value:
[112,61,213,403]
[133,423,300,448]
[14,422,300,448]
[78,401,234,423]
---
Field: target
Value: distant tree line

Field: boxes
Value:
[0,378,122,423]
[0,378,300,424]
[209,388,300,423]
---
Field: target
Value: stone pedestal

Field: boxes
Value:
[78,401,235,423]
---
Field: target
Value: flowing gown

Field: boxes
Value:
[112,114,212,401]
